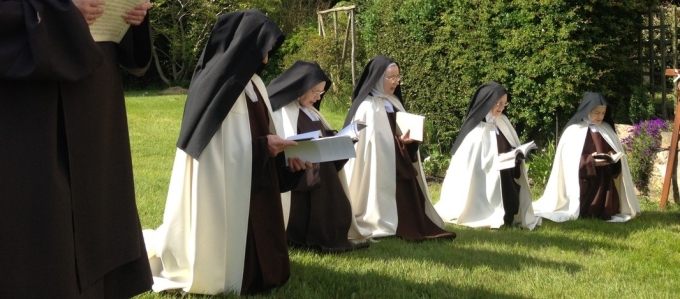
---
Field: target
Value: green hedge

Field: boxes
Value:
[354,0,658,154]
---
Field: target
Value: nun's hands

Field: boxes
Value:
[73,0,105,25]
[123,0,152,25]
[400,129,415,144]
[267,135,297,157]
[288,158,312,172]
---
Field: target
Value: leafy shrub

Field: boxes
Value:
[527,140,557,189]
[355,0,658,154]
[421,145,451,178]
[618,85,656,124]
[621,118,672,194]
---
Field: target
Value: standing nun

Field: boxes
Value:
[269,60,371,252]
[342,55,456,241]
[533,92,640,222]
[434,82,541,230]
[144,10,309,295]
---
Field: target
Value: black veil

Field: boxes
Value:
[343,55,403,127]
[176,9,285,158]
[267,60,332,111]
[450,82,509,154]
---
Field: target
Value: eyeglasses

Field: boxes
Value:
[311,89,325,95]
[495,101,509,107]
[385,75,402,83]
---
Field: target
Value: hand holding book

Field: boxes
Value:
[592,151,624,165]
[497,141,538,170]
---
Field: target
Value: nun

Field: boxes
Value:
[533,92,640,222]
[342,55,456,241]
[144,10,309,295]
[434,82,541,230]
[269,60,371,252]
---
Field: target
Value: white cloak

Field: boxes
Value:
[143,75,286,295]
[533,121,641,222]
[342,96,445,238]
[435,115,541,230]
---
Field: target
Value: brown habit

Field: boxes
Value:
[0,1,152,297]
[387,111,456,241]
[496,130,522,225]
[240,85,295,294]
[286,112,356,252]
[579,130,622,220]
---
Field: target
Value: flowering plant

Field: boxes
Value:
[621,118,672,194]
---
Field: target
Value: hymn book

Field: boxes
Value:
[89,0,145,43]
[593,152,624,164]
[335,120,366,141]
[283,122,366,164]
[396,112,425,141]
[496,141,537,170]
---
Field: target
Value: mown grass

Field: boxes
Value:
[128,92,680,299]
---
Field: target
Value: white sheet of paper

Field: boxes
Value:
[396,112,425,141]
[336,120,366,140]
[285,130,321,141]
[284,135,356,163]
[89,0,144,43]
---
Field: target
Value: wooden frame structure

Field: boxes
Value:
[660,68,680,209]
[317,5,357,86]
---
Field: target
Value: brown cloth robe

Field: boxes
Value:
[496,130,522,225]
[286,111,356,252]
[387,111,457,241]
[240,84,300,294]
[0,3,153,297]
[579,129,622,220]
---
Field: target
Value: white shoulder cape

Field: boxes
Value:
[342,96,445,238]
[533,121,641,222]
[272,101,371,239]
[435,115,541,230]
[143,75,285,295]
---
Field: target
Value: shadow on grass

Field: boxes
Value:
[537,207,680,238]
[136,262,529,299]
[282,261,531,299]
[337,237,582,275]
[451,223,632,252]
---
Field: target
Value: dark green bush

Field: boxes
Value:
[355,0,658,153]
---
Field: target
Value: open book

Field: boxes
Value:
[335,120,367,141]
[283,122,367,164]
[286,130,322,142]
[396,112,425,141]
[89,0,145,43]
[496,141,537,170]
[593,152,624,164]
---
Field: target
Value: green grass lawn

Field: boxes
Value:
[128,92,680,299]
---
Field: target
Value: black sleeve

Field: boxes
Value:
[0,0,102,81]
[116,15,152,76]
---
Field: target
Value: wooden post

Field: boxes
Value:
[316,5,357,87]
[660,68,680,209]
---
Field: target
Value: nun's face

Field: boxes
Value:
[298,81,326,109]
[491,94,508,117]
[382,66,401,95]
[589,105,607,124]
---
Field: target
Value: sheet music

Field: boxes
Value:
[89,0,144,43]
